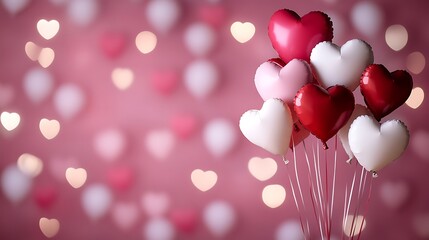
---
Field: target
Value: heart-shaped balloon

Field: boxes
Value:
[349,115,409,172]
[254,59,313,110]
[240,98,293,155]
[338,104,372,162]
[290,121,310,148]
[360,64,413,121]
[294,84,355,147]
[268,9,333,63]
[310,39,374,91]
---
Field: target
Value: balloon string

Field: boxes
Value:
[357,175,373,240]
[341,186,348,240]
[313,142,326,238]
[345,163,358,239]
[303,140,323,238]
[286,165,308,240]
[287,137,310,240]
[329,135,338,237]
[324,146,330,239]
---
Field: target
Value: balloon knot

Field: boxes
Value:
[322,142,329,150]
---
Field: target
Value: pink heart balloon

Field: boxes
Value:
[106,166,135,192]
[268,9,333,63]
[255,58,313,122]
[150,70,180,95]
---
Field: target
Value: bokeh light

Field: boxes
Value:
[385,24,408,51]
[407,51,426,74]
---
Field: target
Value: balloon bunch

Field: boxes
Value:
[239,9,413,239]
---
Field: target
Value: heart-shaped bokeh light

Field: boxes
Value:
[191,169,217,192]
[230,21,255,43]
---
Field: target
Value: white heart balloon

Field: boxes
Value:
[349,115,409,172]
[1,0,30,15]
[146,0,180,34]
[143,218,175,240]
[184,59,219,99]
[81,183,113,220]
[239,98,293,155]
[23,67,54,104]
[54,83,85,120]
[203,200,236,238]
[338,104,371,162]
[93,129,127,161]
[67,0,98,27]
[203,118,237,157]
[310,39,374,91]
[1,165,32,204]
[184,22,216,56]
[275,220,305,240]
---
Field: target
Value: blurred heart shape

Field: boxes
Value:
[141,191,170,217]
[191,169,217,192]
[1,165,32,204]
[294,84,355,146]
[349,115,409,172]
[169,209,198,234]
[380,180,410,209]
[94,128,127,161]
[184,59,219,99]
[240,98,293,155]
[0,83,14,107]
[135,31,157,54]
[230,21,255,43]
[23,67,54,103]
[111,68,134,90]
[17,153,43,177]
[39,217,60,238]
[255,59,312,109]
[1,111,20,131]
[203,200,236,238]
[33,186,57,209]
[81,183,113,221]
[343,214,366,237]
[248,157,278,181]
[146,0,181,34]
[184,23,216,56]
[37,19,60,40]
[203,118,237,157]
[100,32,127,58]
[197,4,225,27]
[39,118,60,140]
[145,129,175,160]
[67,0,98,27]
[144,218,176,240]
[310,39,374,91]
[38,48,55,68]
[360,64,413,121]
[106,166,134,191]
[111,202,139,230]
[1,0,30,15]
[268,9,333,62]
[25,41,41,61]
[170,113,198,139]
[262,184,286,208]
[53,83,85,120]
[150,70,179,95]
[275,220,305,240]
[65,167,87,189]
[413,214,429,238]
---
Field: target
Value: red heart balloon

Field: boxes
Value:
[294,84,355,148]
[268,9,333,63]
[360,64,413,121]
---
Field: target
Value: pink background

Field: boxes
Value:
[0,0,428,239]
